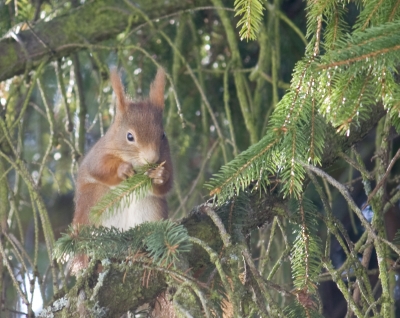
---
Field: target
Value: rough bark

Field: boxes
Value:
[0,0,207,82]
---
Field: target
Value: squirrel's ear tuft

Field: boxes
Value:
[110,68,126,115]
[149,67,166,109]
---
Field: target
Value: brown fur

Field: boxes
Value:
[73,67,173,231]
[72,68,175,316]
[149,68,166,108]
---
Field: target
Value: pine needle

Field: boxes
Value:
[53,220,192,266]
[234,0,264,41]
[89,162,161,225]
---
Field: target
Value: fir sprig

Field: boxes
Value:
[205,133,279,202]
[144,221,192,264]
[207,18,400,202]
[318,21,400,71]
[322,3,349,50]
[234,0,264,41]
[353,0,395,31]
[290,198,322,294]
[283,302,323,318]
[206,57,326,200]
[316,21,400,135]
[89,162,160,225]
[54,220,192,266]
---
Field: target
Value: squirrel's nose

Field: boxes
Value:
[141,150,159,164]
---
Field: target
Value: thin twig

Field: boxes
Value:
[189,237,238,316]
[363,147,400,209]
[303,163,400,257]
[36,78,56,186]
[174,140,219,216]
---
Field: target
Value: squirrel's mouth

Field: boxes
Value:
[131,160,160,173]
[138,148,160,165]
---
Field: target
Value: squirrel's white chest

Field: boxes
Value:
[101,193,166,231]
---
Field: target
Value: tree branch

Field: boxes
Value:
[0,0,207,82]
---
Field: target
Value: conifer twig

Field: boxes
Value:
[89,162,159,224]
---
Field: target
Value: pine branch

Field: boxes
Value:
[207,18,400,202]
[290,198,322,294]
[283,302,324,318]
[389,0,400,21]
[316,22,400,135]
[354,0,394,31]
[206,57,327,200]
[322,3,348,50]
[54,220,192,266]
[319,21,400,71]
[309,97,325,166]
[205,134,278,202]
[323,70,375,134]
[234,0,264,41]
[144,220,192,264]
[89,162,159,225]
[304,0,333,55]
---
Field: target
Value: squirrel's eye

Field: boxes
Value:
[161,132,166,140]
[127,132,135,142]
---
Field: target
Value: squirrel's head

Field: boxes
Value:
[108,68,168,168]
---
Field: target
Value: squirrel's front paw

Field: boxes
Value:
[146,164,169,185]
[117,162,135,180]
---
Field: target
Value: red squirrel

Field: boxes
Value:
[73,68,173,232]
